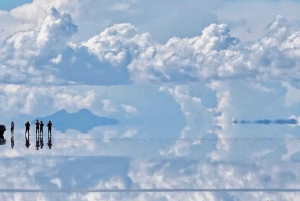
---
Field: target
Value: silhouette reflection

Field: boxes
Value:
[36,131,40,150]
[11,134,14,149]
[25,133,30,148]
[47,133,52,149]
[40,132,44,149]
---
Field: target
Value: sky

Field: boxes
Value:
[0,0,32,11]
[1,0,300,200]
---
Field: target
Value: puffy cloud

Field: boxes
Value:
[282,82,300,107]
[54,90,96,112]
[0,7,77,85]
[3,7,300,86]
[2,2,300,200]
[81,23,140,66]
[128,23,239,83]
[125,15,300,84]
[36,6,78,48]
[207,81,233,161]
[159,85,213,156]
[101,99,118,113]
[127,158,300,201]
[50,178,62,188]
[120,104,137,117]
[215,0,300,41]
[50,54,62,64]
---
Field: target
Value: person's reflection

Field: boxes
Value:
[25,133,30,148]
[11,134,14,149]
[40,131,44,149]
[36,131,40,150]
[47,133,52,149]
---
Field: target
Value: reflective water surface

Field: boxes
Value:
[0,129,300,200]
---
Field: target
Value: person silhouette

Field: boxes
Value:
[11,121,14,135]
[25,121,30,137]
[40,121,44,134]
[47,121,52,137]
[35,120,40,135]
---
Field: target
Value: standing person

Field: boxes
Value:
[11,121,14,134]
[35,120,40,134]
[25,121,30,137]
[47,121,52,137]
[40,121,44,135]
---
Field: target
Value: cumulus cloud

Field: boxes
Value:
[127,15,300,84]
[0,6,77,85]
[36,6,78,48]
[2,8,300,86]
[159,85,213,156]
[54,90,96,112]
[2,2,300,200]
[81,23,144,67]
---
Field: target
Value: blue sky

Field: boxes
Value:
[1,0,300,200]
[0,0,32,11]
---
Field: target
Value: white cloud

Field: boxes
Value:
[50,54,62,64]
[126,15,300,84]
[248,82,274,93]
[216,0,300,41]
[81,23,151,67]
[36,6,78,48]
[159,85,213,156]
[2,7,300,86]
[1,2,300,200]
[51,178,62,188]
[101,99,118,112]
[121,129,137,138]
[120,104,137,116]
[54,90,96,112]
[282,82,300,107]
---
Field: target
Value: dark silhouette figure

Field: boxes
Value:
[40,132,44,149]
[36,131,40,150]
[25,134,30,148]
[11,135,14,149]
[35,120,40,134]
[40,121,44,134]
[25,121,30,137]
[47,121,52,137]
[47,133,52,149]
[11,121,14,134]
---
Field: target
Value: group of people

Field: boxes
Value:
[23,120,52,136]
[10,120,53,150]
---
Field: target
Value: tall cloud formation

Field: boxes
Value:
[128,15,300,83]
[1,9,300,85]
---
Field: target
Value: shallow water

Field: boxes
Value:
[0,130,300,200]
